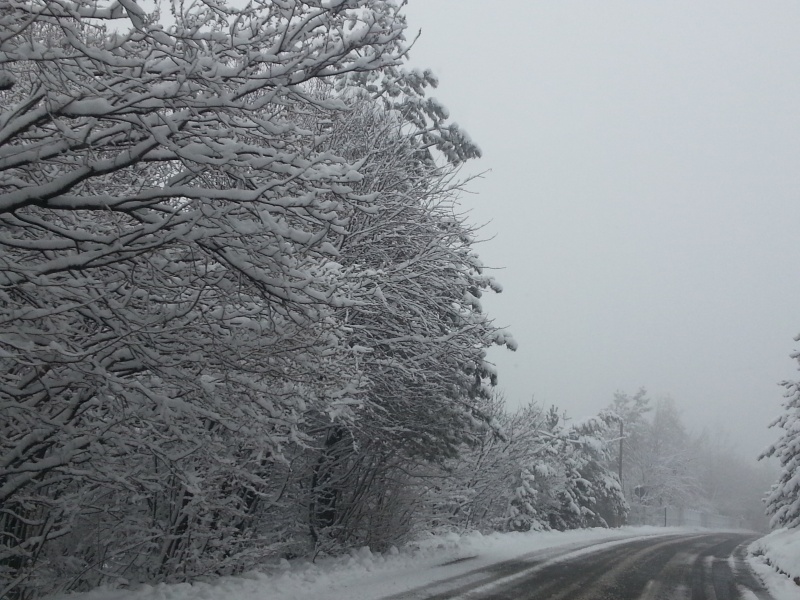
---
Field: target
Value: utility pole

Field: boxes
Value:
[618,420,624,490]
[617,420,624,528]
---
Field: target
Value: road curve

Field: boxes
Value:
[387,532,773,600]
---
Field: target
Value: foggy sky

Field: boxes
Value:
[404,1,800,460]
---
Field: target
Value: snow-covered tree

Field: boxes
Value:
[417,399,627,535]
[608,388,651,497]
[640,398,702,507]
[608,391,702,509]
[695,432,774,532]
[533,409,627,531]
[0,0,520,595]
[436,398,551,534]
[1,1,491,596]
[761,362,800,530]
[289,87,512,552]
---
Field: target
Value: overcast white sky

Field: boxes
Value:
[403,1,800,459]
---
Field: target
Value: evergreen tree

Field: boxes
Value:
[761,368,800,529]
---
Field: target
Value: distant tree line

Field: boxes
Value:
[608,389,774,532]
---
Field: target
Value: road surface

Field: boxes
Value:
[387,532,772,600]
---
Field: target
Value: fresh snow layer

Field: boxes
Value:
[747,528,800,600]
[47,527,703,600]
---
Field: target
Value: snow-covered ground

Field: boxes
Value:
[49,526,800,600]
[747,527,800,600]
[48,526,706,600]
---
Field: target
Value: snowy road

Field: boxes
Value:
[384,533,771,600]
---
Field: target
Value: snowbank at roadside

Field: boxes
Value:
[46,526,683,600]
[747,528,800,600]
